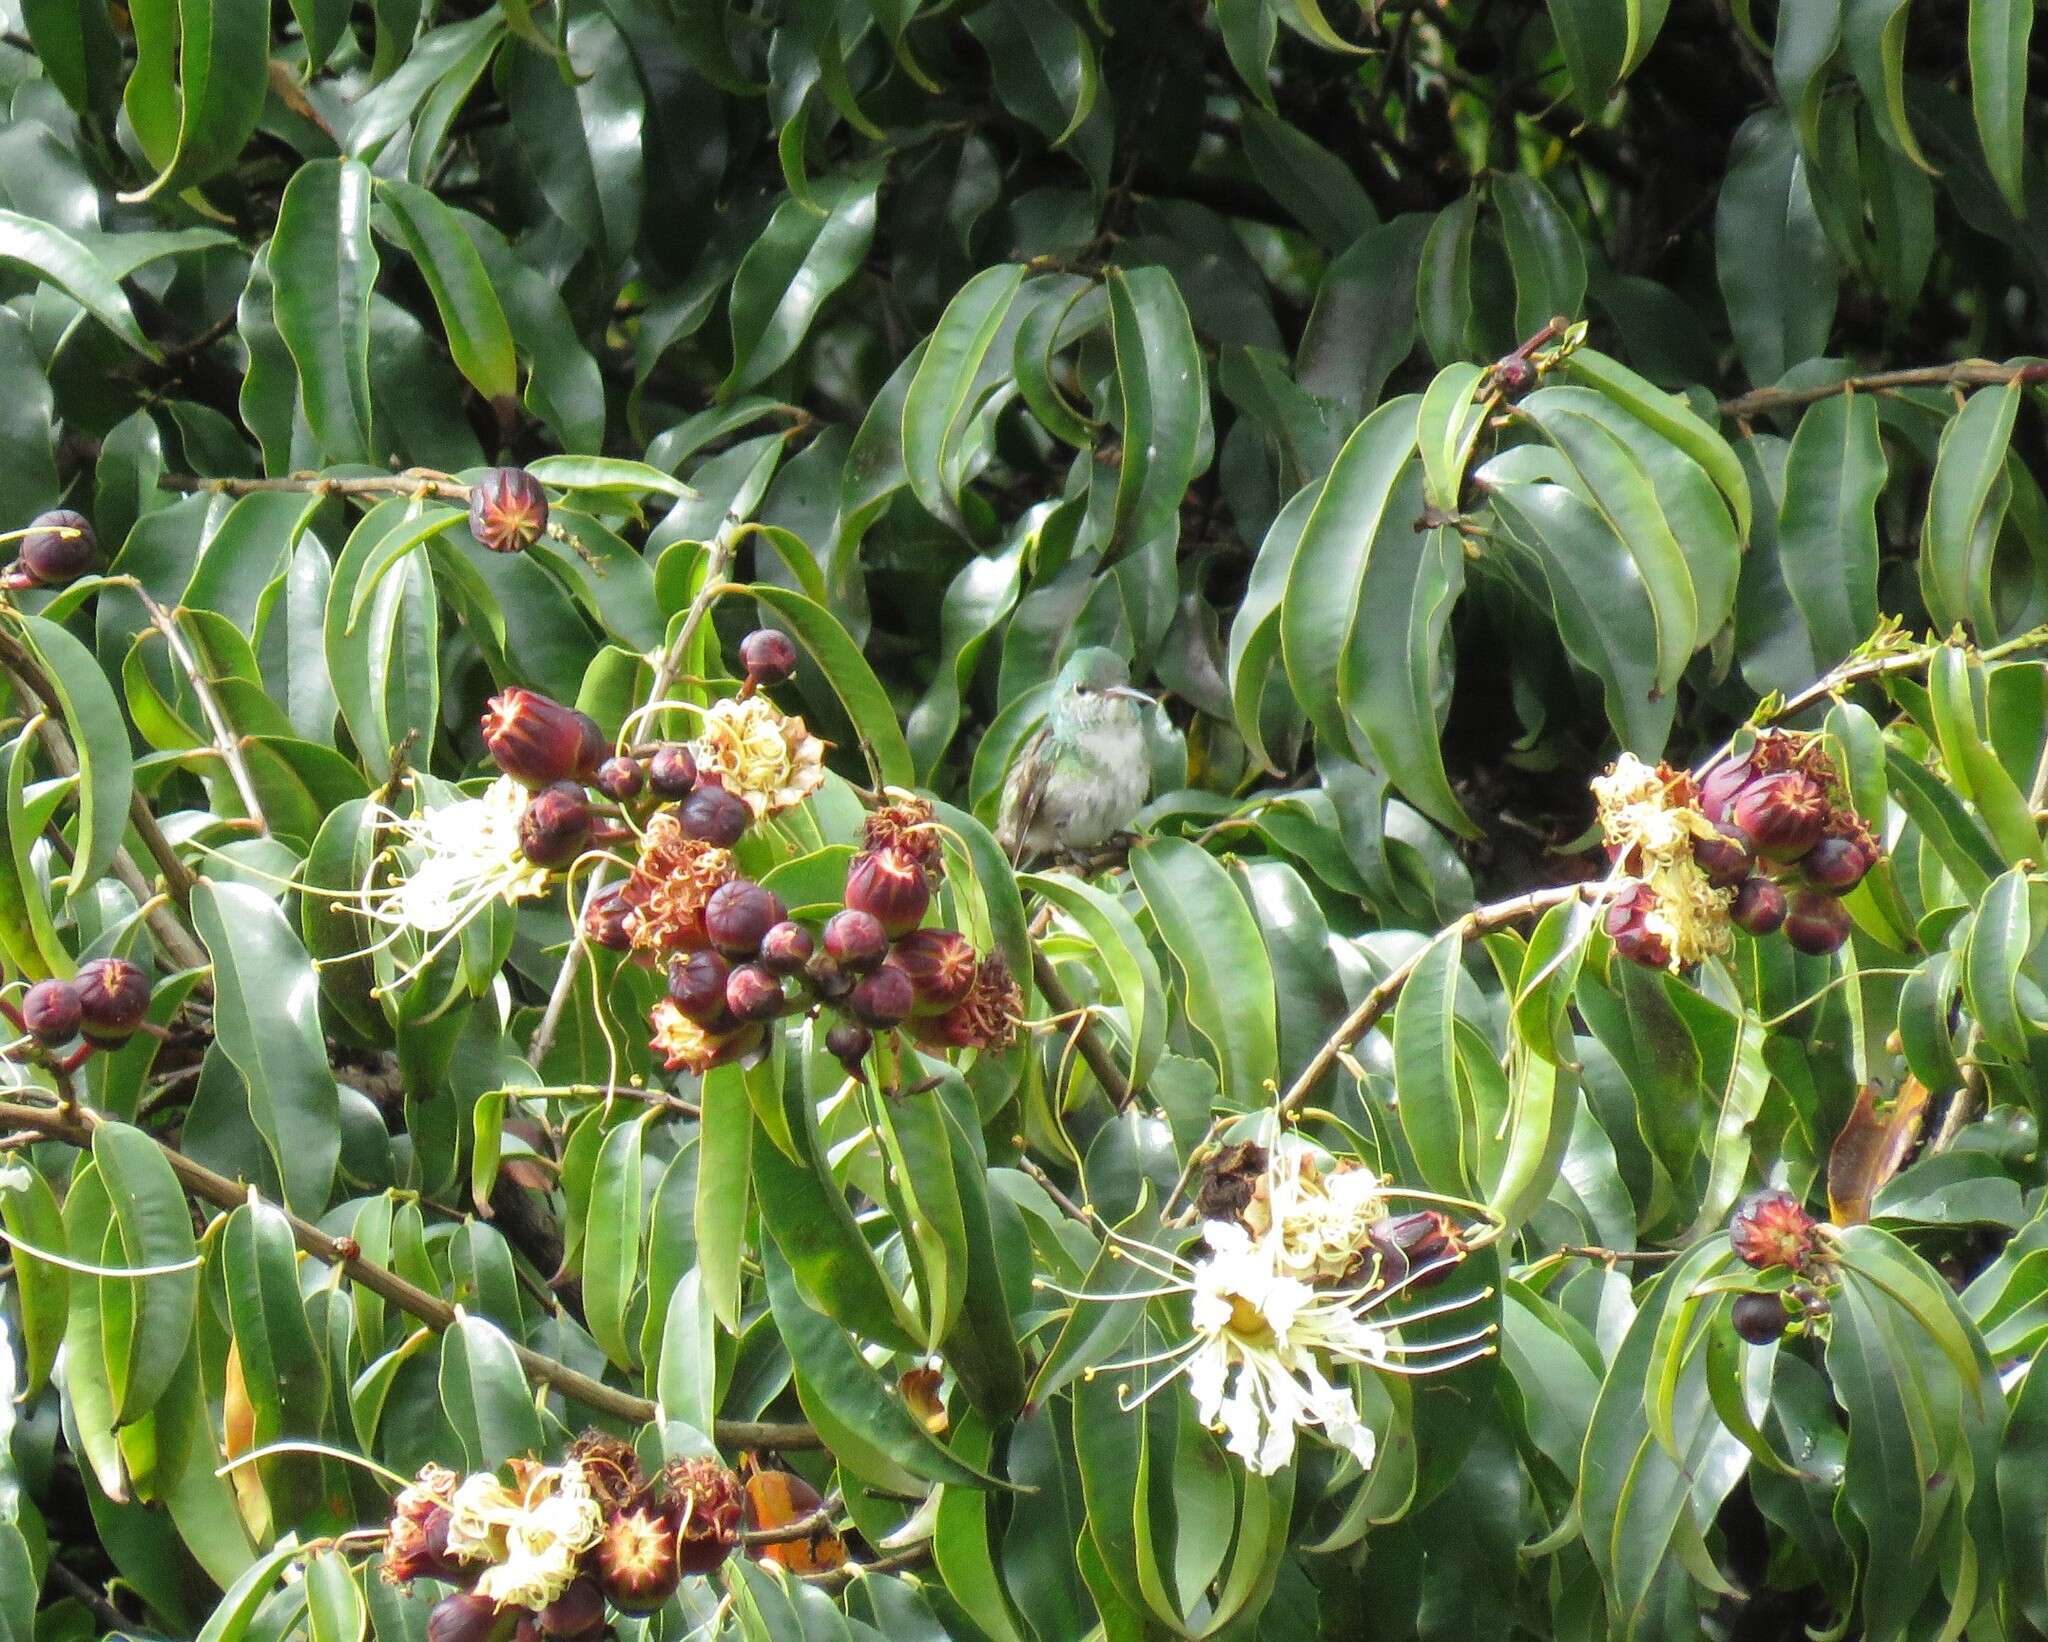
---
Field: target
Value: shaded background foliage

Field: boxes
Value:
[5,0,2048,1639]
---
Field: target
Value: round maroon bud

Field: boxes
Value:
[676,782,749,847]
[584,884,636,951]
[843,848,931,939]
[517,781,592,868]
[703,880,784,957]
[1603,884,1670,970]
[1732,876,1788,936]
[647,743,699,799]
[758,920,815,976]
[535,1580,605,1641]
[74,957,149,1045]
[595,1504,682,1615]
[667,950,731,1024]
[595,755,645,802]
[1490,355,1536,398]
[20,979,81,1046]
[428,1592,510,1642]
[739,628,799,686]
[1731,772,1830,860]
[1784,889,1852,956]
[1366,1209,1465,1290]
[889,928,979,1015]
[726,962,787,1022]
[1692,823,1754,891]
[19,509,97,586]
[1730,1187,1820,1272]
[849,963,915,1027]
[467,467,549,554]
[1697,755,1757,825]
[825,1020,873,1076]
[1731,1291,1790,1345]
[481,687,603,787]
[823,908,889,973]
[805,950,856,1001]
[1800,833,1875,894]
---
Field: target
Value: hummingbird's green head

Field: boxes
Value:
[1050,647,1152,731]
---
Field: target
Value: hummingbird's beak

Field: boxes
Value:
[1104,685,1155,705]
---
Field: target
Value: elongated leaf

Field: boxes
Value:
[743,584,914,786]
[1921,380,2020,634]
[725,170,882,395]
[1103,267,1207,560]
[584,1111,649,1371]
[91,1122,199,1426]
[272,160,380,465]
[0,210,158,358]
[903,265,1027,536]
[375,178,518,404]
[1779,392,1883,662]
[1494,174,1587,336]
[1969,0,2032,214]
[1715,111,1836,389]
[16,612,134,895]
[117,0,268,203]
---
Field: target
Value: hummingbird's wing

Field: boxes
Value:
[996,722,1054,862]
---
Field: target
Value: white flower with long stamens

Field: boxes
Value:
[1248,1129,1388,1284]
[365,775,551,936]
[1592,752,1734,969]
[474,1461,605,1610]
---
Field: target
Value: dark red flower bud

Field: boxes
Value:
[1490,355,1536,398]
[739,628,799,688]
[1732,876,1788,936]
[806,950,856,1001]
[518,781,592,868]
[595,756,645,802]
[468,467,549,554]
[584,884,636,951]
[1366,1209,1465,1290]
[20,979,81,1046]
[843,848,930,939]
[1603,884,1670,969]
[703,880,784,957]
[1692,823,1754,890]
[1731,772,1830,860]
[1730,1291,1790,1345]
[482,688,602,787]
[74,957,149,1045]
[647,744,699,799]
[19,510,97,586]
[1697,755,1756,824]
[822,908,888,973]
[1784,889,1852,956]
[849,964,914,1027]
[726,963,787,1022]
[536,1580,606,1641]
[596,1505,681,1615]
[382,1501,468,1588]
[428,1592,511,1642]
[676,783,749,847]
[825,1020,873,1076]
[664,1456,745,1575]
[1800,833,1875,894]
[667,950,731,1024]
[889,928,978,1015]
[1730,1187,1819,1272]
[758,920,814,976]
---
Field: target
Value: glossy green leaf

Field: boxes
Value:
[15,612,134,896]
[1921,380,2020,634]
[271,160,380,465]
[90,1122,200,1426]
[1103,266,1208,561]
[117,0,268,203]
[374,178,518,404]
[1968,0,2032,214]
[725,170,882,395]
[1778,392,1883,662]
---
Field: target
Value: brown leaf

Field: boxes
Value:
[1826,1077,1930,1227]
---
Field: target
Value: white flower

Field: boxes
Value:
[444,1472,522,1564]
[1258,1133,1387,1284]
[475,1463,605,1610]
[1591,752,1734,969]
[367,776,551,936]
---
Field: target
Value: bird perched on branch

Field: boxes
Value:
[997,647,1154,863]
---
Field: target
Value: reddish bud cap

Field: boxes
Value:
[428,1593,510,1642]
[20,510,97,586]
[822,908,889,972]
[595,756,645,802]
[1784,889,1852,956]
[74,957,149,1044]
[667,950,731,1024]
[20,979,81,1046]
[1732,876,1788,936]
[1692,823,1754,890]
[739,628,798,687]
[468,467,548,553]
[1731,1291,1790,1345]
[676,783,749,847]
[1697,756,1756,825]
[585,884,636,951]
[1731,772,1830,860]
[843,848,931,938]
[1603,884,1671,969]
[647,744,699,799]
[482,688,601,787]
[1729,1187,1819,1272]
[536,1580,607,1641]
[849,964,914,1027]
[889,928,978,1015]
[726,963,787,1022]
[518,781,593,868]
[758,920,815,976]
[1366,1209,1464,1289]
[825,1020,873,1075]
[595,1505,681,1615]
[703,880,784,957]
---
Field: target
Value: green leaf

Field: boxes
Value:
[1928,644,2040,868]
[271,159,380,465]
[1130,838,1277,1105]
[1417,194,1478,367]
[90,1122,200,1427]
[742,584,915,787]
[0,210,159,359]
[15,612,134,896]
[304,1552,368,1642]
[1920,380,2020,635]
[1778,392,1884,663]
[725,170,882,395]
[1393,934,1470,1194]
[193,880,342,1215]
[1715,111,1836,388]
[1417,362,1491,515]
[1547,0,1628,114]
[1845,0,1933,172]
[903,264,1027,536]
[1103,266,1208,560]
[1964,868,2037,1061]
[19,0,122,119]
[1563,347,1753,538]
[116,0,268,202]
[695,1062,753,1334]
[439,1310,544,1470]
[1493,174,1587,336]
[1024,871,1168,1095]
[584,1110,650,1371]
[1968,0,2032,214]
[963,0,1100,147]
[374,178,518,404]
[194,1542,306,1642]
[0,1161,68,1397]
[1240,106,1378,249]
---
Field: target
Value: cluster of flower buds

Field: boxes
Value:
[1596,734,1880,972]
[1727,1188,1834,1346]
[1,509,100,591]
[468,468,550,556]
[3,957,153,1072]
[385,1439,743,1640]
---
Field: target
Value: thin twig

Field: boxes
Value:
[1031,951,1133,1110]
[139,591,270,837]
[0,1097,818,1450]
[1719,359,2048,422]
[739,1492,844,1546]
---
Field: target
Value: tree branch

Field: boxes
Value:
[1032,951,1134,1110]
[1719,359,2048,422]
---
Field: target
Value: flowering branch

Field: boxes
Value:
[0,1097,819,1450]
[1718,358,2048,422]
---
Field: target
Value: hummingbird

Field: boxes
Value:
[997,647,1154,863]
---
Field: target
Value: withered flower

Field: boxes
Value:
[864,792,946,878]
[623,811,736,955]
[690,696,827,820]
[920,951,1022,1052]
